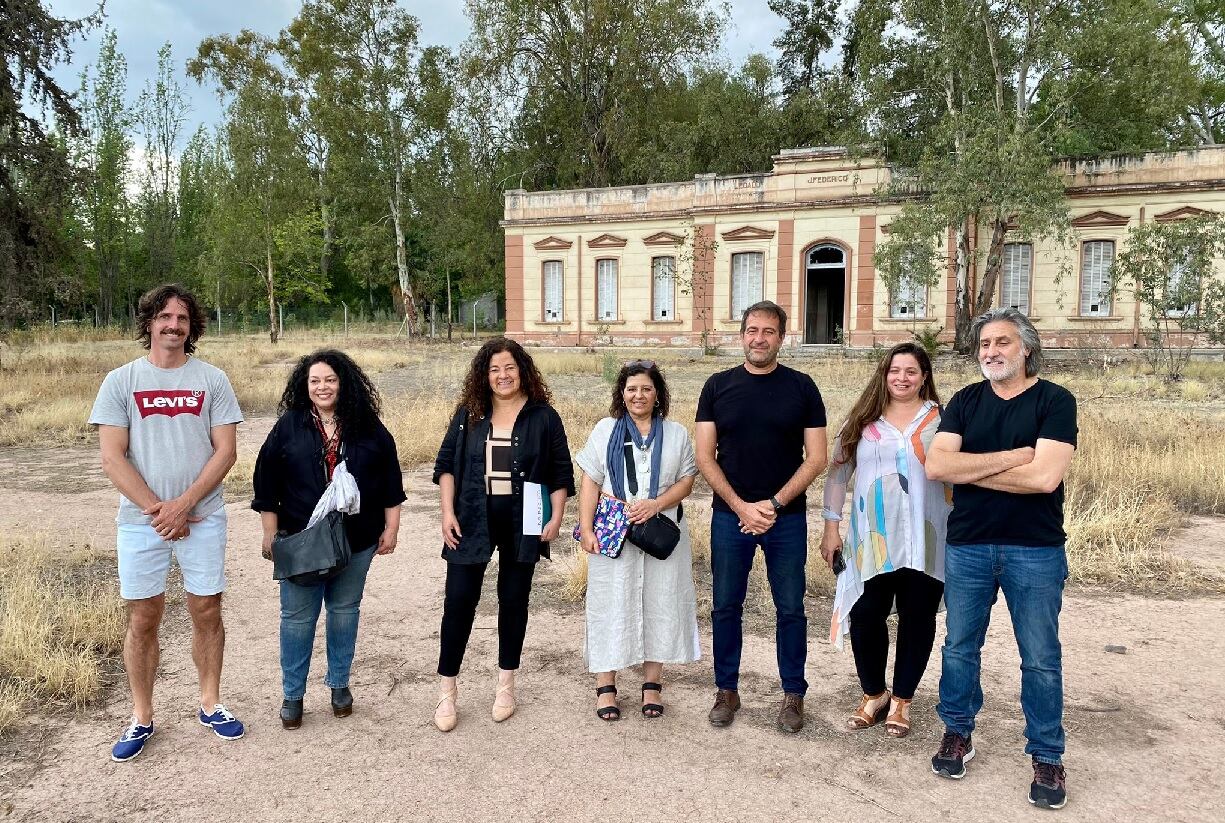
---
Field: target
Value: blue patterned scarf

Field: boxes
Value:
[607,414,663,501]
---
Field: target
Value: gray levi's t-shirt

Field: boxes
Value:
[89,356,244,525]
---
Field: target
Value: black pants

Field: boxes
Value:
[848,568,944,700]
[437,497,537,677]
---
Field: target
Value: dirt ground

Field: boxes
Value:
[2,422,1224,822]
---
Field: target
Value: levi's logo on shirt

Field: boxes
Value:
[133,390,206,418]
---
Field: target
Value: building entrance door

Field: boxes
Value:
[804,244,846,344]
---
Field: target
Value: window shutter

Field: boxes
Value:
[1001,243,1032,315]
[652,257,675,320]
[1079,241,1114,316]
[543,261,563,322]
[597,259,618,320]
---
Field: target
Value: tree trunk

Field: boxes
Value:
[952,217,975,353]
[390,166,417,336]
[320,193,334,285]
[265,241,279,344]
[975,217,1009,315]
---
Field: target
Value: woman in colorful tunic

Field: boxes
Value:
[820,342,951,738]
[576,361,699,721]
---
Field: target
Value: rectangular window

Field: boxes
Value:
[1001,243,1032,315]
[731,252,763,318]
[1166,257,1197,316]
[1079,240,1115,316]
[890,280,927,319]
[652,256,675,321]
[542,261,563,322]
[596,259,618,321]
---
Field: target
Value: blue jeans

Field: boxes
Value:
[710,509,808,695]
[937,543,1068,764]
[279,545,376,700]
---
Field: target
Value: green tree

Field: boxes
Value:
[136,42,189,283]
[768,0,839,97]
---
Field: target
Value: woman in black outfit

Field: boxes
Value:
[253,350,405,729]
[432,337,574,731]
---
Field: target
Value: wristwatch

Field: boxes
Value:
[770,496,784,512]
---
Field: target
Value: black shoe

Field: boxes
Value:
[931,730,975,779]
[331,687,353,718]
[280,699,303,730]
[1029,760,1068,809]
[595,685,620,721]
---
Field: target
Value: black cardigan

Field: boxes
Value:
[252,409,407,551]
[432,401,575,564]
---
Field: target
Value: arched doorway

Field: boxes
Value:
[804,243,846,344]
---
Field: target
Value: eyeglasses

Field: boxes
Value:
[624,359,655,369]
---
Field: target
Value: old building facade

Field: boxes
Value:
[501,146,1225,349]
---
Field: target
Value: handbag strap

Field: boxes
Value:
[622,441,638,496]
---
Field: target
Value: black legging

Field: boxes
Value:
[848,568,944,700]
[437,496,536,677]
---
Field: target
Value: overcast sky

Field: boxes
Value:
[45,0,789,140]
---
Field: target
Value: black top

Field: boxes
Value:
[695,363,827,515]
[432,402,575,564]
[251,409,407,551]
[938,379,1078,546]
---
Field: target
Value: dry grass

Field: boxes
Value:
[0,534,125,734]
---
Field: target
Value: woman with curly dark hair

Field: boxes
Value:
[431,337,574,731]
[252,349,406,730]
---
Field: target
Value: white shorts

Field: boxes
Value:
[116,509,228,600]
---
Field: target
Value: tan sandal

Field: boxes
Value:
[492,682,516,722]
[846,690,891,730]
[434,688,458,732]
[885,697,911,738]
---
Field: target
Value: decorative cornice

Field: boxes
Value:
[721,225,776,241]
[587,233,628,248]
[1070,209,1130,228]
[642,231,685,246]
[1153,205,1216,223]
[532,236,573,251]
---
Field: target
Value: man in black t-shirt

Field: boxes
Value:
[695,301,827,733]
[925,308,1077,811]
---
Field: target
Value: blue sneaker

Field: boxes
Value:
[198,704,245,740]
[111,719,154,762]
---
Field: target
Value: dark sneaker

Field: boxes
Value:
[111,719,154,762]
[931,730,975,779]
[1029,760,1068,809]
[198,704,245,740]
[708,689,741,727]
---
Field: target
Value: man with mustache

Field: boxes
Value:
[696,300,827,733]
[925,307,1078,810]
[89,284,244,762]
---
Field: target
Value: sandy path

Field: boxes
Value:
[2,446,1224,822]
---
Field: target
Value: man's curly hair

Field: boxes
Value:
[136,284,208,355]
[279,349,382,436]
[457,337,552,418]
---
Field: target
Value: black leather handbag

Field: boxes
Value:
[272,509,352,585]
[623,442,681,561]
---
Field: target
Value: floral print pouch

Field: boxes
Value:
[572,495,630,558]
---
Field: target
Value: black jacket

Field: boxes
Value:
[432,401,575,564]
[252,409,407,551]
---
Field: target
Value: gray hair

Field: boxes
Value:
[971,307,1043,377]
[740,300,788,334]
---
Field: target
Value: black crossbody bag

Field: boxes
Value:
[623,441,681,561]
[272,442,352,585]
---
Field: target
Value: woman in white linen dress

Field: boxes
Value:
[576,361,700,721]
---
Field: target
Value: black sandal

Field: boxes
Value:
[641,682,664,718]
[595,685,620,721]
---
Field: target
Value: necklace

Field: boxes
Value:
[315,410,337,426]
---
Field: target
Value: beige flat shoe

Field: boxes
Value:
[492,682,516,722]
[434,688,458,732]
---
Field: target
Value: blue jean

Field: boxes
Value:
[937,542,1068,764]
[279,545,376,700]
[710,509,808,695]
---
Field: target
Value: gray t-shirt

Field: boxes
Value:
[89,356,244,524]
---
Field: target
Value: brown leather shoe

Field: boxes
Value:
[777,693,804,733]
[708,689,741,727]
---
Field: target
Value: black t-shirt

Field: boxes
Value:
[938,379,1078,546]
[696,363,826,514]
